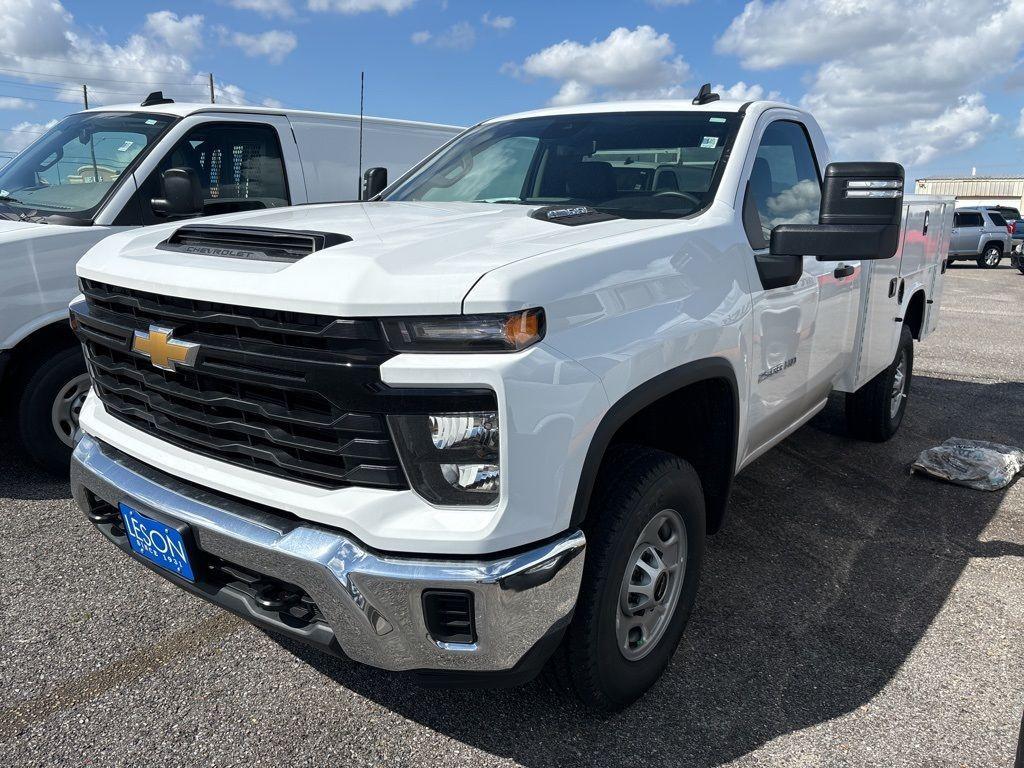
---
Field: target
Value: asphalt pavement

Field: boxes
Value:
[1,263,1022,767]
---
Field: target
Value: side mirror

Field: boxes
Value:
[151,167,203,218]
[362,167,388,200]
[771,162,904,261]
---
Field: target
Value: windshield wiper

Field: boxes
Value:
[0,193,26,205]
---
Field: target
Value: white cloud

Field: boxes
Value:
[434,21,475,49]
[713,81,781,102]
[0,119,58,153]
[0,97,33,110]
[143,11,204,54]
[481,12,514,30]
[716,0,1024,167]
[306,0,416,14]
[412,22,475,50]
[226,0,295,17]
[1017,107,1024,139]
[223,29,298,64]
[508,25,690,106]
[0,0,259,108]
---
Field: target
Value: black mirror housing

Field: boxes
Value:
[362,167,388,200]
[771,161,904,261]
[151,167,203,218]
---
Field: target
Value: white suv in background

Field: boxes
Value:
[947,207,1012,268]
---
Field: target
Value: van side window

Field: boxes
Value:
[140,122,288,224]
[744,121,821,248]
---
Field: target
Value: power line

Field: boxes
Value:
[0,53,213,79]
[0,64,201,87]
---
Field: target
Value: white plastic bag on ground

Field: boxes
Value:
[911,438,1024,491]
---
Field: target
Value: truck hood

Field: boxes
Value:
[76,201,671,316]
[0,218,87,242]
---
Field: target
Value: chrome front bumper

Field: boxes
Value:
[71,434,585,676]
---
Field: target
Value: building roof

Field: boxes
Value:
[917,175,1024,182]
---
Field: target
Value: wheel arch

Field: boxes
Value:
[2,318,79,393]
[570,357,739,536]
[903,288,927,341]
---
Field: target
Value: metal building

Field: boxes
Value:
[914,176,1024,210]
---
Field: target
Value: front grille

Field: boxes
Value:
[75,279,406,490]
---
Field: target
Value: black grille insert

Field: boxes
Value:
[157,224,351,263]
[75,279,405,490]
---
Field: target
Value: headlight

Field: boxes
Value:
[388,411,499,505]
[381,308,544,353]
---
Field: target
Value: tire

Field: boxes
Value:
[845,324,913,442]
[14,345,89,476]
[546,445,705,712]
[976,243,1003,268]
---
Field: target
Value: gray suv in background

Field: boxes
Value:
[948,207,1013,268]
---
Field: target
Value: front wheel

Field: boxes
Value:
[977,244,1003,268]
[546,446,705,712]
[845,324,913,442]
[14,345,89,475]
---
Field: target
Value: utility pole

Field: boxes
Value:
[82,84,89,109]
[209,73,215,104]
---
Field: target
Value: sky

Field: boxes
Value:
[1,0,1024,182]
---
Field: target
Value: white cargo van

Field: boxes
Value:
[0,92,461,471]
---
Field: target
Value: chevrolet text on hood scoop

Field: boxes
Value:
[75,200,677,317]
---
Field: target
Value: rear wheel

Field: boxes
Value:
[977,244,1002,268]
[845,324,913,442]
[14,345,89,475]
[546,446,705,712]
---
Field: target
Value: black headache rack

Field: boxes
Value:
[157,224,352,263]
[72,279,496,490]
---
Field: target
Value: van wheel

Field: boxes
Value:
[977,244,1002,268]
[15,345,89,476]
[546,445,705,712]
[845,324,913,442]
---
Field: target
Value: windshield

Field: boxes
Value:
[385,111,743,219]
[0,111,175,223]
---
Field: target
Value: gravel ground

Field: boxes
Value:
[1,263,1022,767]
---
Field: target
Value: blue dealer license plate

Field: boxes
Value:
[119,503,196,582]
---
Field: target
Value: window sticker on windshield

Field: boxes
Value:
[709,117,726,123]
[145,119,157,125]
[700,136,719,149]
[117,140,134,153]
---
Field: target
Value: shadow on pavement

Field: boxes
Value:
[0,418,71,502]
[277,373,1024,766]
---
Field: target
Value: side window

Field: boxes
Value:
[953,212,963,228]
[744,120,821,248]
[139,122,289,224]
[960,212,983,228]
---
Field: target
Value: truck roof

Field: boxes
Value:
[484,99,799,124]
[80,101,463,132]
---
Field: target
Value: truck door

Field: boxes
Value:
[741,117,851,457]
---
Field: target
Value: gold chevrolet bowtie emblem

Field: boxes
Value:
[132,326,199,372]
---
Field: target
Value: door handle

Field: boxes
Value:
[833,264,855,279]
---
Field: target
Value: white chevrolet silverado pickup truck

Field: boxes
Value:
[69,88,953,711]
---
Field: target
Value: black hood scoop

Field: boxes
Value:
[157,224,352,263]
